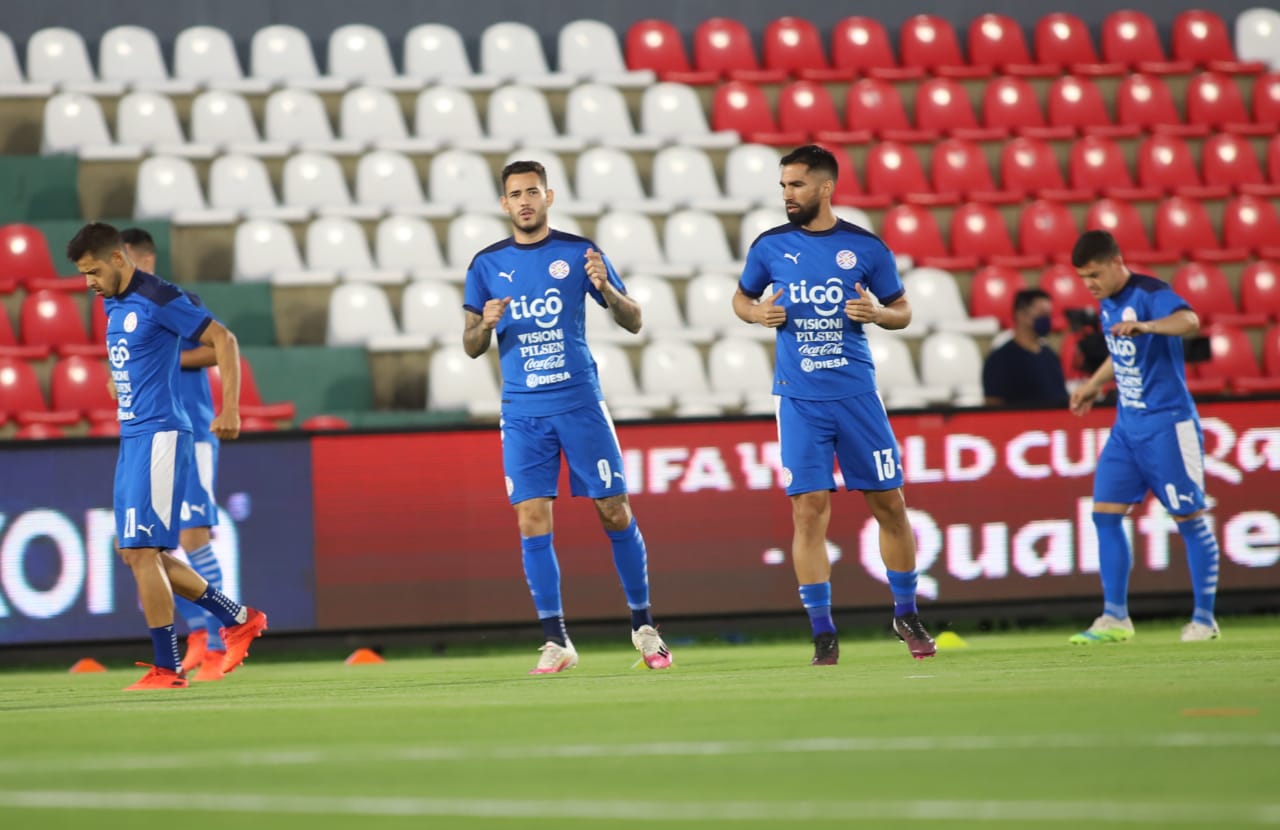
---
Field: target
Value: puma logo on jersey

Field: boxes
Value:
[498,270,516,282]
[783,252,801,264]
[188,504,206,516]
[136,523,155,536]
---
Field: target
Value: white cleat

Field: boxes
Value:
[631,624,673,670]
[1180,620,1221,642]
[529,640,579,675]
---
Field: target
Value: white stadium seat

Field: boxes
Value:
[403,24,499,89]
[340,87,441,154]
[116,91,213,158]
[664,209,742,273]
[414,86,513,154]
[401,279,464,346]
[481,21,576,89]
[1237,8,1280,69]
[191,91,287,157]
[134,155,230,224]
[866,330,951,409]
[429,150,502,214]
[684,272,775,342]
[725,144,782,206]
[639,339,740,416]
[640,82,737,149]
[208,154,307,222]
[307,217,403,284]
[264,89,362,155]
[575,147,673,214]
[251,24,346,91]
[327,282,405,346]
[175,26,270,92]
[447,213,509,268]
[377,215,461,282]
[429,345,502,417]
[281,151,379,219]
[920,331,986,406]
[41,92,139,159]
[100,25,194,93]
[487,85,585,153]
[903,267,1000,336]
[558,19,656,87]
[233,219,305,282]
[28,27,121,94]
[625,274,711,342]
[707,337,777,414]
[590,341,672,418]
[652,145,750,214]
[595,211,692,278]
[328,24,417,90]
[564,83,662,150]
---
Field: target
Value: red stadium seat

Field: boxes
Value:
[900,14,989,77]
[1172,261,1268,327]
[1136,134,1227,199]
[1046,76,1139,137]
[931,138,1011,202]
[693,17,786,82]
[19,289,89,351]
[1069,136,1149,199]
[864,141,949,203]
[843,78,934,141]
[626,20,700,81]
[1034,13,1123,74]
[777,81,846,141]
[1001,137,1089,202]
[0,224,60,290]
[950,202,1027,264]
[711,81,805,146]
[0,354,78,426]
[1085,198,1172,261]
[982,76,1069,138]
[1185,72,1268,136]
[15,422,66,440]
[1235,325,1280,393]
[240,416,279,432]
[1269,135,1280,185]
[1222,194,1280,259]
[764,16,845,80]
[821,143,889,209]
[969,265,1028,328]
[1241,261,1280,320]
[50,355,116,420]
[301,414,352,431]
[88,419,120,437]
[1039,263,1097,329]
[830,16,922,80]
[1201,133,1280,195]
[880,204,966,267]
[1252,73,1280,125]
[915,77,1003,139]
[1154,196,1247,262]
[1195,323,1264,389]
[968,14,1053,75]
[1172,10,1266,74]
[1018,199,1079,259]
[208,356,296,421]
[1101,10,1193,74]
[0,307,50,360]
[91,295,108,344]
[1116,74,1205,135]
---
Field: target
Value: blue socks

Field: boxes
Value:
[182,544,226,650]
[1092,512,1132,619]
[799,582,836,636]
[886,570,918,617]
[607,519,651,614]
[522,533,566,643]
[194,584,245,628]
[150,624,180,671]
[1177,516,1219,626]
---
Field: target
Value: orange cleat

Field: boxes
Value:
[194,650,226,682]
[220,608,268,674]
[180,629,208,673]
[124,663,188,691]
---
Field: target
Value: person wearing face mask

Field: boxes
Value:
[982,288,1069,407]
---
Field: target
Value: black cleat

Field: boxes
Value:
[893,613,937,660]
[811,632,839,666]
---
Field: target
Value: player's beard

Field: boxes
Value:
[513,209,548,235]
[786,199,820,227]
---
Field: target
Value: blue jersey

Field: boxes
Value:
[739,219,903,400]
[1099,273,1197,424]
[177,292,217,438]
[105,270,213,437]
[463,230,625,416]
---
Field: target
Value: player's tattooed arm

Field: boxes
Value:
[585,249,641,334]
[464,302,508,358]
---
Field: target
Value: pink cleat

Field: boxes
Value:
[220,608,268,674]
[893,613,937,660]
[632,625,673,670]
[529,640,579,675]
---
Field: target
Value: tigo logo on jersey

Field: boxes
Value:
[835,250,857,270]
[548,260,570,279]
[509,288,563,329]
[123,311,138,333]
[789,278,845,317]
[108,338,130,369]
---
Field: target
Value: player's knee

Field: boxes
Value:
[865,489,908,527]
[594,495,632,530]
[790,492,828,527]
[118,546,159,568]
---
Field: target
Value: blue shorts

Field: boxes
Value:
[115,430,191,550]
[778,392,903,495]
[501,402,626,505]
[1094,414,1207,516]
[179,439,219,529]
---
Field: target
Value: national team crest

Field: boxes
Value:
[548,259,570,279]
[835,250,857,270]
[123,312,138,332]
[1122,307,1138,322]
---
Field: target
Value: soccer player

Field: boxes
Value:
[122,228,229,681]
[1067,230,1221,643]
[732,145,936,666]
[68,223,268,690]
[462,160,672,675]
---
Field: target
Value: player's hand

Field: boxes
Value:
[211,409,241,440]
[482,297,512,330]
[845,282,880,325]
[584,249,608,291]
[1109,320,1150,337]
[1069,383,1100,417]
[755,288,787,328]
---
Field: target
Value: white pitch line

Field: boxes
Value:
[0,732,1276,776]
[0,790,1278,824]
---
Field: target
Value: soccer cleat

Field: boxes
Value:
[529,640,579,675]
[893,613,937,659]
[180,628,208,673]
[124,663,188,691]
[220,608,268,674]
[1068,614,1135,645]
[631,624,673,670]
[194,649,226,682]
[811,632,839,666]
[1181,620,1220,642]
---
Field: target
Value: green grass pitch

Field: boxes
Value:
[0,618,1277,829]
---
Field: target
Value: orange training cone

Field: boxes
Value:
[344,648,385,665]
[69,658,107,673]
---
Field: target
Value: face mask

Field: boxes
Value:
[1032,315,1052,337]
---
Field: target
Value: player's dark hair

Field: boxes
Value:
[501,160,548,191]
[1012,288,1050,317]
[66,222,122,263]
[1071,230,1121,268]
[120,227,156,255]
[779,145,839,182]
